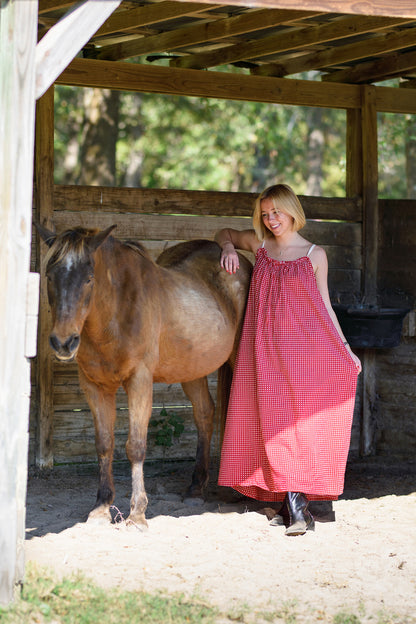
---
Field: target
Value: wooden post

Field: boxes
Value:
[0,0,38,605]
[356,87,379,456]
[35,86,55,468]
[361,86,379,307]
[361,86,379,457]
[346,89,379,457]
[346,108,363,200]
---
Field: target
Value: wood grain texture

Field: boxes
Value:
[0,0,37,606]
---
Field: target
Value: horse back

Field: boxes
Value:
[157,239,252,297]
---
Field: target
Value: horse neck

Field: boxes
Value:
[87,239,157,326]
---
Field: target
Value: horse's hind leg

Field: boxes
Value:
[181,377,215,498]
[78,370,116,525]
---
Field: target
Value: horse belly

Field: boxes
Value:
[155,315,235,384]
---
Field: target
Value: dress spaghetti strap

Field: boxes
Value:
[307,244,316,257]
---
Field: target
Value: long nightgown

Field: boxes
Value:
[218,245,359,501]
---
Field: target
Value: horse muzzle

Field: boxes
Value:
[49,332,80,361]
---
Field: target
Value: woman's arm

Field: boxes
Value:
[312,246,362,373]
[214,228,259,274]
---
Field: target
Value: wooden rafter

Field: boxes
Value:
[93,8,318,61]
[324,47,416,83]
[35,1,416,87]
[38,0,74,14]
[171,0,416,20]
[94,1,219,38]
[251,19,416,77]
[170,14,411,69]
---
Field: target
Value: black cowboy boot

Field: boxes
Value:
[285,491,315,536]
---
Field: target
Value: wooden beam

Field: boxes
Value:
[172,0,416,20]
[94,8,318,61]
[95,2,220,38]
[0,0,38,606]
[376,83,416,113]
[38,0,74,14]
[35,87,56,470]
[35,0,122,99]
[52,184,362,221]
[324,46,416,84]
[56,57,362,109]
[252,19,416,77]
[171,14,408,69]
[55,56,416,114]
[51,209,361,245]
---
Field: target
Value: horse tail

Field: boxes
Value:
[216,360,233,447]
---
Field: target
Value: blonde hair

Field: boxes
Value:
[253,184,306,241]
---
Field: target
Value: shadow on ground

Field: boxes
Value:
[25,455,416,539]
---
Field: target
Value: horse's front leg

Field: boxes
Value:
[78,369,117,524]
[181,377,215,498]
[124,366,153,530]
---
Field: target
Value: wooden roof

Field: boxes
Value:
[39,0,416,88]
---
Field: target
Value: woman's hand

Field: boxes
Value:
[347,346,362,373]
[220,244,240,274]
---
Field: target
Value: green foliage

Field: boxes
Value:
[54,85,347,196]
[378,112,416,199]
[116,93,347,195]
[54,83,416,198]
[149,407,185,447]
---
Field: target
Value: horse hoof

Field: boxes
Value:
[185,483,206,499]
[87,507,112,525]
[126,514,148,531]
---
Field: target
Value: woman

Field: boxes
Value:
[216,184,361,536]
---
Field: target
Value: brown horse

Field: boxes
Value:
[37,224,251,529]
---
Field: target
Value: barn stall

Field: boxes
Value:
[2,0,416,607]
[31,0,416,474]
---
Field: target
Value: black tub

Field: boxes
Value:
[333,304,410,349]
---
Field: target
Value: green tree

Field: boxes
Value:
[54,86,347,196]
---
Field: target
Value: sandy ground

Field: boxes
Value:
[25,457,416,622]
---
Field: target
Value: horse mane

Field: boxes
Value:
[45,227,153,268]
[123,240,153,261]
[45,227,101,268]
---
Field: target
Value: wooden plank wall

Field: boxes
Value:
[30,185,363,466]
[376,199,416,456]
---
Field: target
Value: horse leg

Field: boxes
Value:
[78,369,116,524]
[124,367,153,529]
[181,377,215,498]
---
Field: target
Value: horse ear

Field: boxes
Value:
[34,221,56,247]
[89,224,117,252]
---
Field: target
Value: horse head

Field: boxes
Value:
[37,223,116,361]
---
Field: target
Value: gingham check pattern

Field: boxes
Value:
[218,247,359,502]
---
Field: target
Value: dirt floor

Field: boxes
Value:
[25,456,416,623]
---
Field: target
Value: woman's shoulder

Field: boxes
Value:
[308,243,326,259]
[306,242,328,274]
[299,237,325,257]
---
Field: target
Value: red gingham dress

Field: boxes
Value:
[218,245,359,501]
